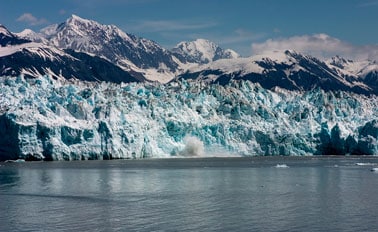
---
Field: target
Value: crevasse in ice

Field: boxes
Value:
[0,75,377,161]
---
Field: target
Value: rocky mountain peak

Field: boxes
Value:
[0,24,31,47]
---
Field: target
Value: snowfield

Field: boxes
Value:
[0,75,377,161]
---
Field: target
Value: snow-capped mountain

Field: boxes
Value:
[178,50,377,95]
[0,25,141,83]
[172,38,239,64]
[328,55,377,77]
[327,56,378,93]
[40,15,179,76]
[15,29,47,43]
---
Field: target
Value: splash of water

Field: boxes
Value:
[180,136,204,157]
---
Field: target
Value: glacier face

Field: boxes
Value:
[0,75,377,161]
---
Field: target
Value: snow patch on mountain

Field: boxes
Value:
[327,56,378,78]
[189,57,264,75]
[40,24,59,37]
[224,48,240,59]
[0,42,69,59]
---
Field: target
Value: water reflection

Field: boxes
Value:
[0,166,20,188]
[0,158,378,231]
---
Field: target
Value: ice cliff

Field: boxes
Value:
[0,75,377,161]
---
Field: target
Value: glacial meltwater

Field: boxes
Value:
[1,156,378,231]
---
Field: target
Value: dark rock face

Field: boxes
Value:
[0,25,30,47]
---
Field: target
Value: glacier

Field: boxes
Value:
[0,75,378,161]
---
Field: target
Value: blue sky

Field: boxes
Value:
[1,0,377,58]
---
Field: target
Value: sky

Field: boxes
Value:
[1,0,378,59]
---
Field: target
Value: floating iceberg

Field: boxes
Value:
[0,75,377,161]
[355,163,376,166]
[275,164,289,168]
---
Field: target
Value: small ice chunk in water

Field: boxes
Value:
[356,163,375,166]
[275,164,289,168]
[371,168,378,172]
[5,159,26,163]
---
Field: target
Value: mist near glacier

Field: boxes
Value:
[179,136,204,157]
[0,75,377,161]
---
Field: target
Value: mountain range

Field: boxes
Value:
[1,14,378,94]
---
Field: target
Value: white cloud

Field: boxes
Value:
[251,34,378,61]
[16,13,48,26]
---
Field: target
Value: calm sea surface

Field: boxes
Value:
[1,156,378,232]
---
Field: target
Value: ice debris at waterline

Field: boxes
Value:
[275,164,289,168]
[355,163,377,166]
[0,75,378,161]
[179,136,205,157]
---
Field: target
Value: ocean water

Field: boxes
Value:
[1,156,378,232]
